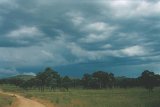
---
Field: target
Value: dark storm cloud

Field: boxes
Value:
[0,0,160,77]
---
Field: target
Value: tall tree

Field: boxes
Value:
[62,76,72,91]
[140,70,157,92]
[82,73,92,88]
[36,67,60,91]
[92,71,108,89]
[108,73,115,88]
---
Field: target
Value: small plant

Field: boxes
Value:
[56,97,59,104]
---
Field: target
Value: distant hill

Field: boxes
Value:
[8,75,35,81]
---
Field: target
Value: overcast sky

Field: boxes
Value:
[0,0,160,77]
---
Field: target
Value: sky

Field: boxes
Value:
[0,0,160,78]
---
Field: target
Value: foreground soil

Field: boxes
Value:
[0,91,46,107]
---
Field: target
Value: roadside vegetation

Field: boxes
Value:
[0,93,14,107]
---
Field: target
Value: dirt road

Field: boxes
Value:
[0,91,46,107]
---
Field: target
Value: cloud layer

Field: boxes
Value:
[0,0,160,77]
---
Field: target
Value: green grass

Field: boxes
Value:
[1,84,160,107]
[0,84,24,93]
[0,93,13,107]
[24,88,160,107]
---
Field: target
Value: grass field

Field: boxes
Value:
[24,88,160,107]
[0,93,13,107]
[0,85,160,107]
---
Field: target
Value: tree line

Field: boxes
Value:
[0,67,160,92]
